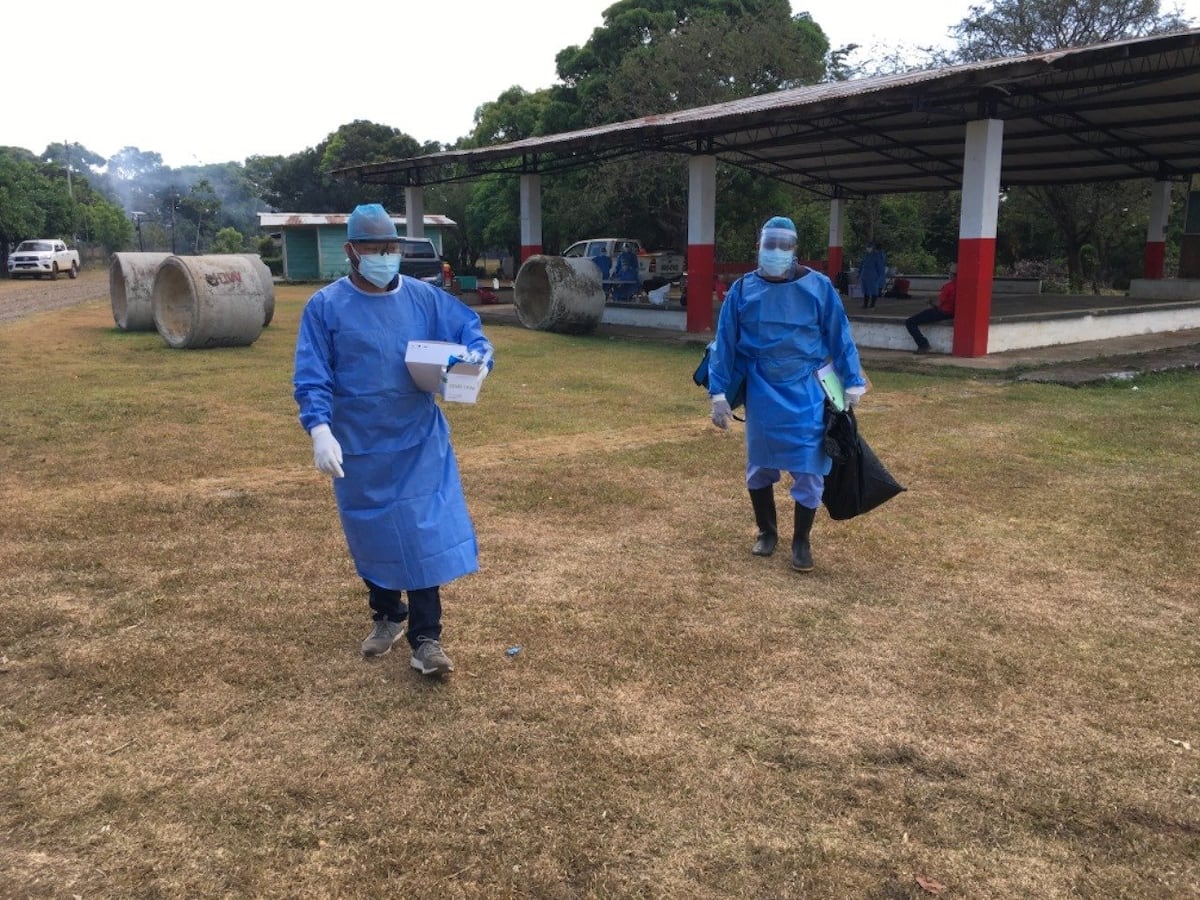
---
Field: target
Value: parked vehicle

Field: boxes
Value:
[562,238,685,290]
[398,237,444,286]
[7,240,81,280]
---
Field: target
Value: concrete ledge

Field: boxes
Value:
[602,304,686,331]
[1129,278,1200,301]
[904,276,1041,294]
[850,304,1200,353]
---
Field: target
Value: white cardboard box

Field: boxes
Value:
[404,340,486,403]
[442,362,487,404]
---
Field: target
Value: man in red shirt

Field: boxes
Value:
[905,264,957,354]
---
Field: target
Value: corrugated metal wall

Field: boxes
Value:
[284,229,319,281]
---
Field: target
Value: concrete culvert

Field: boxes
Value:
[152,255,267,349]
[239,254,276,326]
[513,255,606,334]
[208,254,278,328]
[110,253,171,331]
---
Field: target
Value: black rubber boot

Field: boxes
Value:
[792,503,816,572]
[748,487,778,557]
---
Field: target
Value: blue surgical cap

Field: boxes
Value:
[762,216,797,234]
[347,203,400,242]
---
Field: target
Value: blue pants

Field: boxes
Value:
[366,580,441,649]
[905,307,953,349]
[746,465,823,509]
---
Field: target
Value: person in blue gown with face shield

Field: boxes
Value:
[707,216,868,572]
[293,203,494,676]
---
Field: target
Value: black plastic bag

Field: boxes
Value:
[822,404,905,520]
[693,341,746,414]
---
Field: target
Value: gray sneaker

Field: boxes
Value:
[410,637,454,675]
[362,619,405,657]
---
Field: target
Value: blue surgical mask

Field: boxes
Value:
[355,253,400,288]
[758,248,794,277]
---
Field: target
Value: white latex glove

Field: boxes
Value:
[845,386,866,408]
[310,424,344,478]
[711,394,732,430]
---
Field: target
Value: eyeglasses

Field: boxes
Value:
[352,242,401,256]
[760,237,797,252]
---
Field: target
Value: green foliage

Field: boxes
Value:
[176,179,222,254]
[211,227,245,254]
[81,199,135,254]
[947,0,1189,287]
[951,0,1189,61]
[468,87,553,147]
[463,0,831,261]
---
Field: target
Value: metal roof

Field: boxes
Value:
[338,29,1200,198]
[257,213,457,227]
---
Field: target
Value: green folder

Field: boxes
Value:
[816,363,845,411]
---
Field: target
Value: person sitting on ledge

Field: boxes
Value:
[906,263,957,354]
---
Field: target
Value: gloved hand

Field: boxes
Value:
[711,394,732,430]
[310,424,344,478]
[458,347,493,375]
[845,386,866,409]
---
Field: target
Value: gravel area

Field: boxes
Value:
[0,267,109,324]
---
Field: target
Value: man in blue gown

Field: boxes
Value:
[708,216,868,573]
[294,204,494,675]
[859,241,887,309]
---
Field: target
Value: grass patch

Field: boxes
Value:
[1,285,1198,897]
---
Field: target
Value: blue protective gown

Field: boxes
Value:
[708,267,866,474]
[293,275,494,590]
[859,249,887,297]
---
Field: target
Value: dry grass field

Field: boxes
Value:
[1,276,1198,898]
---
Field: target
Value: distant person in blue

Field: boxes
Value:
[859,241,886,309]
[611,245,640,301]
[293,203,494,676]
[708,216,867,573]
[589,246,612,289]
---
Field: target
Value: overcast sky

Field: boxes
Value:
[5,0,1197,169]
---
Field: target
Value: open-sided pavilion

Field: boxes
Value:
[335,29,1200,357]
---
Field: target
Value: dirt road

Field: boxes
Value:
[0,267,109,324]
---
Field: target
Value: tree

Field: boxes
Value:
[462,0,831,261]
[952,0,1189,60]
[177,179,222,253]
[556,0,828,127]
[82,201,135,255]
[263,121,440,213]
[951,0,1192,286]
[211,227,245,254]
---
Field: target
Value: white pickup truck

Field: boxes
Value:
[7,239,81,280]
[562,238,685,290]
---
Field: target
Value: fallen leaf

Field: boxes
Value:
[915,874,946,895]
[1168,738,1192,750]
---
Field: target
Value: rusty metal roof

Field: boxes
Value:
[337,29,1200,198]
[257,213,457,227]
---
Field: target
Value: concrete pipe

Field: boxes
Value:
[513,255,606,334]
[208,254,278,328]
[152,255,267,349]
[109,253,171,331]
[239,254,276,326]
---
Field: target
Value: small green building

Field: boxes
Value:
[258,212,456,282]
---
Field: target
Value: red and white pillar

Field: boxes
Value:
[1143,180,1171,279]
[404,187,425,238]
[955,119,1004,357]
[519,174,542,262]
[686,155,717,332]
[827,197,845,277]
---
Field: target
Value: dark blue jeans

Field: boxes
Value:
[365,580,441,648]
[905,307,953,349]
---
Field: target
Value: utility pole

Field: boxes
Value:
[65,140,73,200]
